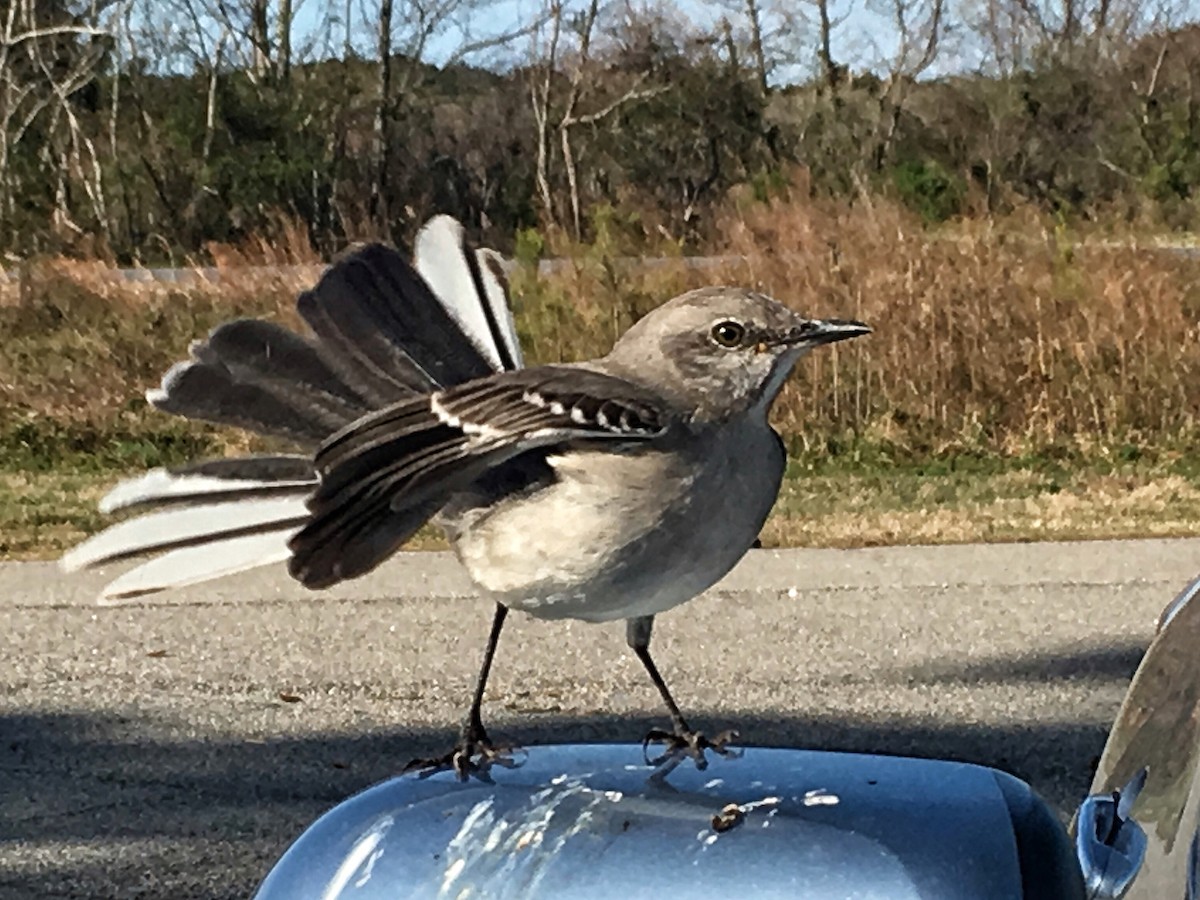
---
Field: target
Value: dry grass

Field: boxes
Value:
[1,195,1198,557]
[515,198,1200,456]
[724,201,1200,454]
[0,472,109,557]
[4,198,1199,454]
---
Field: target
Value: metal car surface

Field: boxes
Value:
[255,743,1081,899]
[1073,572,1200,899]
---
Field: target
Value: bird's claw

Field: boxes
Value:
[642,726,742,770]
[404,729,524,782]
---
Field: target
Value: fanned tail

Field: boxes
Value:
[62,216,524,601]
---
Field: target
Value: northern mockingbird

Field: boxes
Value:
[63,216,870,778]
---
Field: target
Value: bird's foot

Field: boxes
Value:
[642,726,742,771]
[403,725,523,782]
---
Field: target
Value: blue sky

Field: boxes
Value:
[287,0,933,81]
[139,0,1200,82]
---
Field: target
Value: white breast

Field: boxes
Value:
[450,417,785,622]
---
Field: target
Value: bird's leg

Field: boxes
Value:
[626,616,739,770]
[449,602,507,773]
[405,603,519,780]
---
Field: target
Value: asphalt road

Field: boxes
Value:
[4,539,1200,899]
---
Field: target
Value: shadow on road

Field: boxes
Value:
[893,639,1146,685]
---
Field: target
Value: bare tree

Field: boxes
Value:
[868,0,946,169]
[555,0,603,238]
[527,0,669,237]
[0,0,121,249]
[965,0,1155,70]
[744,0,770,93]
[707,0,817,94]
[276,0,293,81]
[121,0,238,250]
[530,1,563,226]
[362,0,545,232]
[371,0,394,228]
[150,0,308,87]
[816,0,840,90]
[249,0,271,76]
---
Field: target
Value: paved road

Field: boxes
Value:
[4,539,1200,898]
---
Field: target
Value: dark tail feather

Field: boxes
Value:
[287,494,445,590]
[170,455,317,482]
[149,350,355,448]
[204,319,373,411]
[297,242,497,401]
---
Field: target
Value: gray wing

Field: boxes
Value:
[288,366,671,589]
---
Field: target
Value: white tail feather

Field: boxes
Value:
[415,216,519,372]
[61,496,309,572]
[476,247,524,368]
[99,468,314,514]
[64,214,525,603]
[96,529,298,603]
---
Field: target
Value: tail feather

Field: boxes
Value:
[64,214,526,601]
[168,455,317,482]
[147,320,376,447]
[206,319,369,405]
[414,216,522,372]
[476,248,524,369]
[288,495,445,590]
[100,458,314,513]
[203,319,374,414]
[297,239,499,402]
[149,360,346,448]
[61,496,310,571]
[96,531,298,604]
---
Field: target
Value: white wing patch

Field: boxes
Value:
[430,393,503,440]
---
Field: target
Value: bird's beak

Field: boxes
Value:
[775,318,872,348]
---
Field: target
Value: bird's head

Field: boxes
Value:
[605,286,870,419]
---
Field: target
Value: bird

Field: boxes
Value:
[61,215,870,778]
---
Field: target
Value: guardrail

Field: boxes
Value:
[0,244,1196,286]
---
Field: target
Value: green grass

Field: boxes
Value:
[8,444,1198,561]
[0,470,111,558]
[0,418,227,473]
[759,448,1200,548]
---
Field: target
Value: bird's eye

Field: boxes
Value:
[710,320,745,348]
